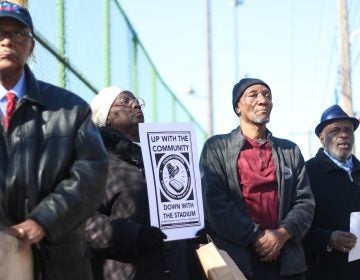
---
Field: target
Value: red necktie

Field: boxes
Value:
[5,92,17,128]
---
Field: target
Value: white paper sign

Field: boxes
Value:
[139,123,204,241]
[349,211,360,262]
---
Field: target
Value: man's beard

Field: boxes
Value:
[253,117,270,125]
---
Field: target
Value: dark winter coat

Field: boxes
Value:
[200,126,315,278]
[304,148,360,280]
[0,65,109,279]
[86,127,201,280]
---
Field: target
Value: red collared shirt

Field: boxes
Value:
[238,136,279,229]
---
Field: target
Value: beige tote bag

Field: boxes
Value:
[0,229,33,280]
[196,239,247,280]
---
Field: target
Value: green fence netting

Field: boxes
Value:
[27,0,207,147]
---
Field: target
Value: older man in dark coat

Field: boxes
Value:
[304,105,360,280]
[0,2,108,279]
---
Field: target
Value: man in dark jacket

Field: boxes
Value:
[304,105,360,280]
[0,2,108,279]
[200,78,315,279]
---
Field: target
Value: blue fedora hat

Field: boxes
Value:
[315,104,359,136]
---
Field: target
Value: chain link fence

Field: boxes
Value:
[27,0,207,145]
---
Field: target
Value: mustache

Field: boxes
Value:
[338,141,352,145]
[255,107,271,113]
[0,49,17,56]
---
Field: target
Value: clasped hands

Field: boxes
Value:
[253,227,291,262]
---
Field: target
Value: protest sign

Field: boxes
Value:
[139,123,204,241]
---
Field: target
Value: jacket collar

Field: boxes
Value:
[99,126,143,168]
[230,126,273,149]
[22,64,46,107]
[316,148,360,173]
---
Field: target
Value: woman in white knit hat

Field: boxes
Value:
[85,87,200,280]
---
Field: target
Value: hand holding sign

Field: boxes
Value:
[136,226,167,251]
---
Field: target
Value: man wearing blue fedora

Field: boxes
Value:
[304,104,360,279]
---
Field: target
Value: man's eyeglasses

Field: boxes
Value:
[113,96,145,108]
[0,29,33,43]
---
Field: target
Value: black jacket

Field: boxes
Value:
[86,127,200,280]
[0,65,108,280]
[200,127,315,277]
[304,148,360,280]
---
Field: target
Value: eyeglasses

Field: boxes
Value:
[112,96,145,108]
[0,29,33,43]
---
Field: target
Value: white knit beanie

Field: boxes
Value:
[91,86,124,127]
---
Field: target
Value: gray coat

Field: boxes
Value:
[200,127,314,278]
